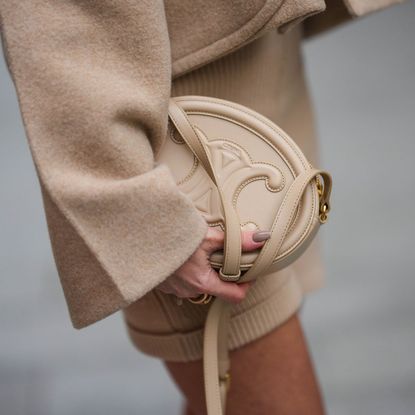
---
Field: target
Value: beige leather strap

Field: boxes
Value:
[168,97,332,415]
[168,98,242,279]
[203,297,232,415]
[202,168,332,415]
[238,168,332,283]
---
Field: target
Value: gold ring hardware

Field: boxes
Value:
[219,267,241,281]
[219,372,231,391]
[316,176,330,224]
[187,293,213,305]
[319,203,329,224]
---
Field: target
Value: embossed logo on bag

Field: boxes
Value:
[177,126,285,226]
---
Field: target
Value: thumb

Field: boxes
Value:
[241,230,271,252]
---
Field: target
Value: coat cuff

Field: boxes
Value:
[40,163,209,329]
[0,0,209,329]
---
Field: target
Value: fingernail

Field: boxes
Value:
[252,230,271,242]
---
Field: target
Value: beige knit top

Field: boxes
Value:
[122,24,325,361]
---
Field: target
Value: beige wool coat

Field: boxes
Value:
[0,0,403,329]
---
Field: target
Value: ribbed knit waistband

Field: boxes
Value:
[123,275,303,362]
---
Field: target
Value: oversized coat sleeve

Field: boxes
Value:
[0,0,208,328]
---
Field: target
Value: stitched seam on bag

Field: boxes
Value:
[208,220,259,231]
[208,221,224,230]
[193,127,242,273]
[170,127,184,144]
[176,103,307,170]
[262,172,317,267]
[232,176,284,207]
[168,123,202,185]
[192,130,303,244]
[188,112,297,176]
[170,124,302,233]
[278,181,316,258]
[272,175,316,263]
[171,108,241,273]
[209,177,316,268]
[170,125,204,186]
[178,157,199,185]
[205,138,285,198]
[204,109,315,251]
[287,199,302,233]
[173,102,318,269]
[182,109,315,258]
[241,220,261,229]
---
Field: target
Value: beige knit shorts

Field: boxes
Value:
[122,24,326,362]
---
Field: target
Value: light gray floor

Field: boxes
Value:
[1,3,414,415]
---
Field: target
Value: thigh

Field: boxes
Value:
[164,313,325,415]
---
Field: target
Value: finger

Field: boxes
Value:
[204,228,271,255]
[241,229,271,252]
[203,269,251,303]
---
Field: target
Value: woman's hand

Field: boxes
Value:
[156,227,271,304]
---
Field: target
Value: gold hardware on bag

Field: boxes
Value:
[219,372,231,391]
[316,176,330,224]
[187,293,213,305]
[319,203,329,223]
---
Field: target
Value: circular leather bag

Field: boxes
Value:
[156,96,332,283]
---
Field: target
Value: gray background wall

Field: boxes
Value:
[1,2,414,414]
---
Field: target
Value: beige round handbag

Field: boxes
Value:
[156,96,332,415]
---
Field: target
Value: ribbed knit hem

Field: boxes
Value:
[124,275,303,362]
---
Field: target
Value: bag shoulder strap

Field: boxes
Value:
[168,98,242,279]
[168,97,332,415]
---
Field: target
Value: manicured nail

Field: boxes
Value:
[252,230,271,242]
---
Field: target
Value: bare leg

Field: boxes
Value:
[164,313,325,415]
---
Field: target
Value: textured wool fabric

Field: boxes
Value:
[167,0,403,77]
[0,0,403,330]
